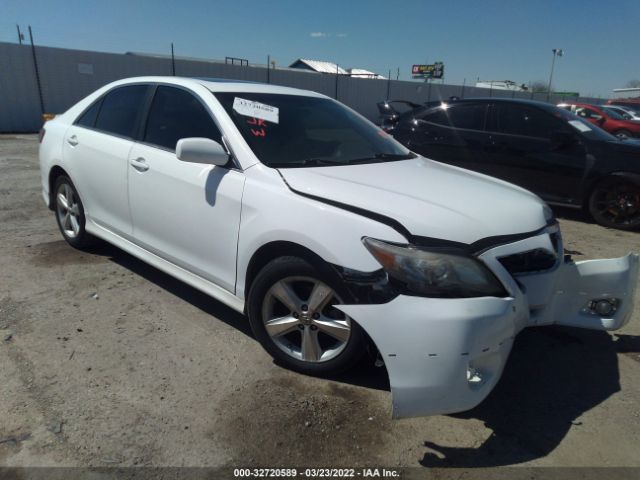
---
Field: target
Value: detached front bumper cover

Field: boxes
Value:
[338,247,639,419]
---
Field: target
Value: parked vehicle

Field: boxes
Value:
[40,78,639,418]
[602,104,640,121]
[384,98,640,230]
[557,102,640,139]
[607,98,640,116]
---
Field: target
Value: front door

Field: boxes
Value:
[127,85,245,293]
[483,103,588,204]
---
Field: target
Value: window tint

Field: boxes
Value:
[421,108,449,125]
[494,104,562,138]
[144,86,222,151]
[446,104,486,130]
[94,85,148,138]
[213,92,412,168]
[75,99,102,128]
[421,104,486,130]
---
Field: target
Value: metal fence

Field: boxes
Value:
[0,41,605,132]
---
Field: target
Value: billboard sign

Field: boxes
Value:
[412,62,444,79]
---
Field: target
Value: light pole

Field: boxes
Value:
[547,48,563,101]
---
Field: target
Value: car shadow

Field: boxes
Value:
[419,326,637,467]
[88,241,252,337]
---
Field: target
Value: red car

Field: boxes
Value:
[558,102,640,139]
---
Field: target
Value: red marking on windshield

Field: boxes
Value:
[251,128,266,137]
[247,118,267,127]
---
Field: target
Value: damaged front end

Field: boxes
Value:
[336,227,639,418]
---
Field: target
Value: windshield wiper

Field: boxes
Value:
[270,153,416,168]
[344,152,417,164]
[269,158,347,168]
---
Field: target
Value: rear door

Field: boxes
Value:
[484,103,588,203]
[127,85,245,293]
[404,102,490,172]
[63,84,150,237]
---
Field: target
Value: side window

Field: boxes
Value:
[494,104,563,138]
[143,86,222,151]
[420,104,486,130]
[421,107,449,125]
[94,85,149,138]
[75,98,102,128]
[446,104,487,130]
[575,107,602,120]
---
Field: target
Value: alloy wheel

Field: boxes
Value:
[56,183,81,238]
[261,276,352,363]
[592,181,640,227]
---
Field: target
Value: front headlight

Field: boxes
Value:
[363,237,506,298]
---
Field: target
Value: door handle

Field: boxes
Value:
[67,135,78,146]
[129,157,149,172]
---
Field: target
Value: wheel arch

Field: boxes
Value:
[243,241,338,305]
[583,171,640,209]
[48,165,70,211]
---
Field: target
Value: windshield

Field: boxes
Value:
[555,108,618,142]
[213,92,415,168]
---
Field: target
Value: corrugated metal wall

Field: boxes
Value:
[0,41,605,132]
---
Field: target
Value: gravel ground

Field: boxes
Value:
[1,134,639,471]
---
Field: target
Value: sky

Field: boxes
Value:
[2,0,639,97]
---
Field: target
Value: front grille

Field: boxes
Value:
[499,248,558,275]
[497,229,562,276]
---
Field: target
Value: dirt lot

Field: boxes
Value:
[1,134,639,471]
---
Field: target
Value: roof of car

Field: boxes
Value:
[447,97,563,109]
[110,76,327,98]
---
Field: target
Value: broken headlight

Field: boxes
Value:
[363,237,506,298]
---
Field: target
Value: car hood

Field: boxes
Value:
[278,157,550,245]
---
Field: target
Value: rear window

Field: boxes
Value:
[94,85,148,138]
[75,99,102,128]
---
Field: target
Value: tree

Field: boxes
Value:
[625,79,640,88]
[529,80,551,93]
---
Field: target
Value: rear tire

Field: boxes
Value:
[247,256,366,375]
[588,176,640,230]
[53,175,95,248]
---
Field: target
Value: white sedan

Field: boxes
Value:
[39,77,639,418]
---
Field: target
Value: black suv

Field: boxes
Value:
[383,98,640,230]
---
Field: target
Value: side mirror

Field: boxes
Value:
[176,137,230,166]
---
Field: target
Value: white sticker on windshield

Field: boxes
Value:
[568,120,592,132]
[232,97,279,124]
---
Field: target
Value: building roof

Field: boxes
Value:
[289,58,348,74]
[347,68,385,79]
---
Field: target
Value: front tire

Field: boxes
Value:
[53,175,94,248]
[247,256,366,375]
[588,176,640,230]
